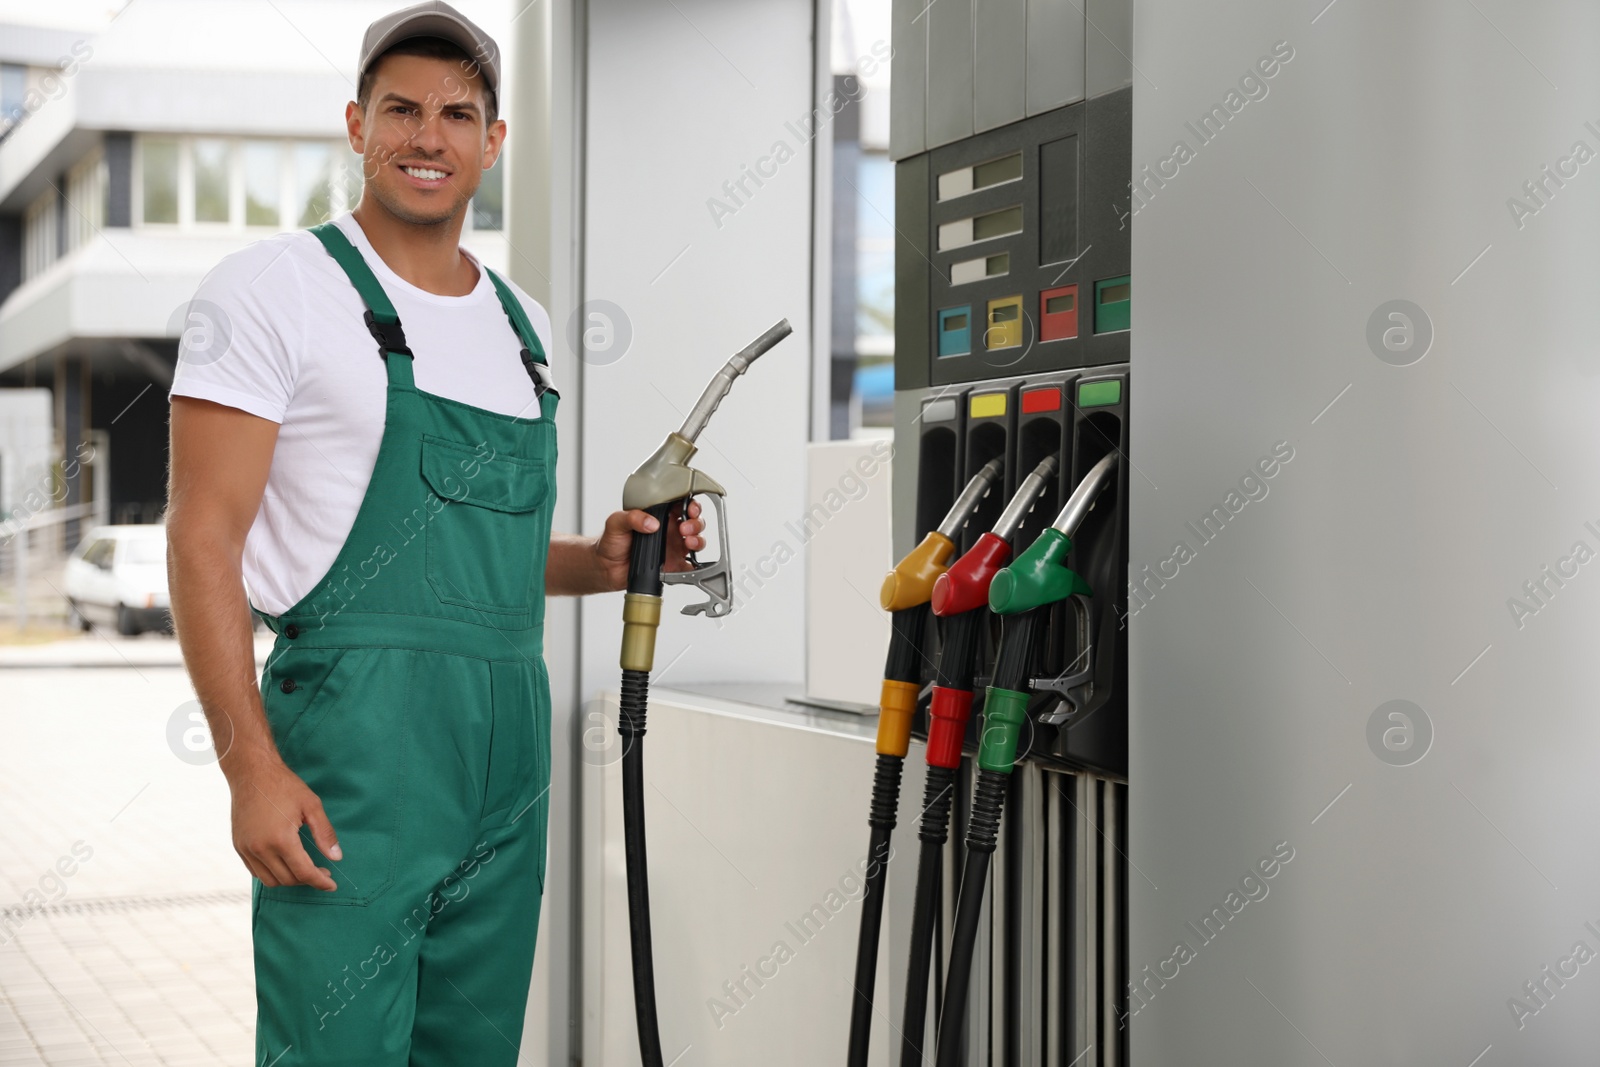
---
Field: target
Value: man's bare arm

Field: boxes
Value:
[166,396,340,891]
[544,533,613,596]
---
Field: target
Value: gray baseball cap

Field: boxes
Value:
[359,1,501,101]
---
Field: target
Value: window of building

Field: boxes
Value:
[243,141,282,226]
[1,63,26,128]
[338,147,365,214]
[65,150,106,252]
[19,151,104,281]
[471,159,503,231]
[136,135,364,230]
[23,186,57,279]
[140,137,180,224]
[193,138,232,223]
[294,142,334,228]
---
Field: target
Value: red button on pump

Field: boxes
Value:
[1021,386,1061,414]
[1040,284,1078,342]
[931,532,1013,617]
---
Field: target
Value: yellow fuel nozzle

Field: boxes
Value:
[878,458,1003,611]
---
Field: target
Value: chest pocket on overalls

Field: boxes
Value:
[419,434,550,618]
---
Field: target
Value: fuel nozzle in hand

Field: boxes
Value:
[615,318,792,1067]
[619,319,792,672]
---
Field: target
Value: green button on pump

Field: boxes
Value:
[1077,379,1122,408]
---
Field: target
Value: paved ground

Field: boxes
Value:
[0,631,274,670]
[0,644,263,1065]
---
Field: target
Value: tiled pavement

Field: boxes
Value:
[1,652,265,1065]
[0,897,254,1066]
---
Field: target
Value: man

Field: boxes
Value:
[164,4,701,1064]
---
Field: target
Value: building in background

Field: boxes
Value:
[0,0,510,551]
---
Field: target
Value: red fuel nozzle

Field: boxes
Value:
[926,534,1012,769]
[930,532,1013,617]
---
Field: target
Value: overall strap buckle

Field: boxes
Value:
[522,348,560,399]
[364,309,414,359]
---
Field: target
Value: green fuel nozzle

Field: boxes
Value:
[619,319,792,672]
[978,452,1118,770]
[986,452,1117,616]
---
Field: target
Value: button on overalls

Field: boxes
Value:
[249,221,558,1067]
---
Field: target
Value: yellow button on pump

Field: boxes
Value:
[969,392,1007,419]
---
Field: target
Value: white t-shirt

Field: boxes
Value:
[168,210,557,616]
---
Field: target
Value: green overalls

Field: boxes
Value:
[248,221,557,1067]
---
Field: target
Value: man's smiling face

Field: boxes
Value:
[351,52,504,227]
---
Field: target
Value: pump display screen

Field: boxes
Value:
[911,92,1129,385]
[937,150,1024,200]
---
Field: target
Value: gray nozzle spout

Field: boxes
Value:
[678,319,793,443]
[936,458,1003,541]
[991,454,1060,543]
[1051,453,1118,537]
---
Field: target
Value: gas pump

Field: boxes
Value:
[884,0,1133,1057]
[616,320,792,1067]
[846,459,1001,1067]
[933,454,1117,1065]
[897,453,1059,1066]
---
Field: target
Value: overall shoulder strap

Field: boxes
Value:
[309,221,413,362]
[485,266,558,399]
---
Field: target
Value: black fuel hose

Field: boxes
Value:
[847,604,929,1067]
[898,760,956,1066]
[619,500,674,1067]
[898,606,983,1066]
[934,609,1041,1067]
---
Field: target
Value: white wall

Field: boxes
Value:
[1131,2,1600,1062]
[579,0,816,698]
[583,689,889,1066]
[804,439,892,706]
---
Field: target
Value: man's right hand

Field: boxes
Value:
[228,755,342,891]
